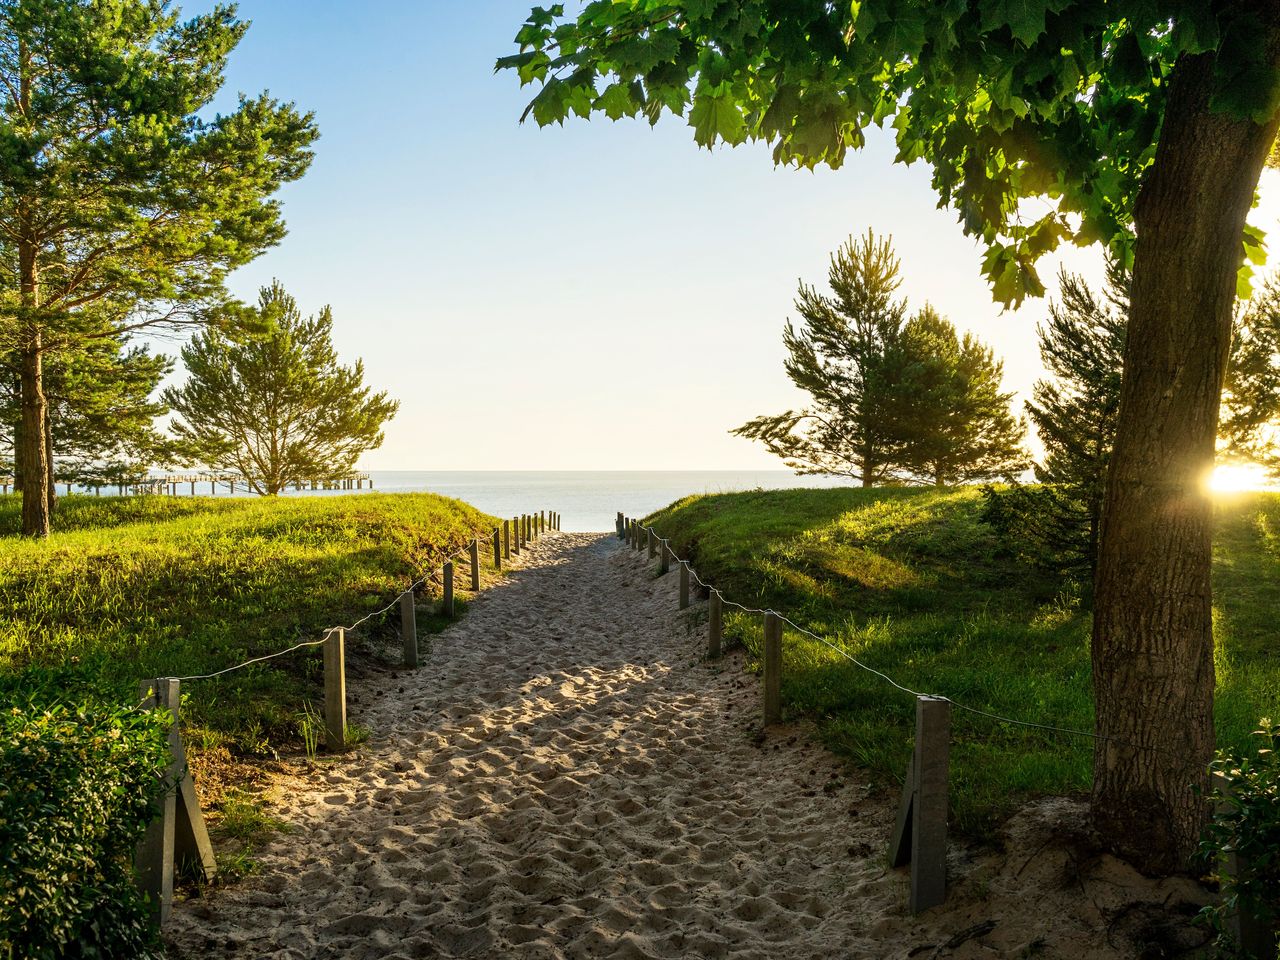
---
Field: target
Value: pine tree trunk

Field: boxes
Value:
[18,335,50,537]
[44,405,55,515]
[1092,38,1280,873]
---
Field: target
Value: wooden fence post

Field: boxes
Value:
[1214,772,1276,957]
[512,517,521,555]
[762,613,782,726]
[469,538,480,591]
[679,561,690,609]
[503,519,511,559]
[539,510,545,533]
[708,590,723,658]
[136,678,180,925]
[888,695,951,914]
[400,591,417,668]
[616,512,624,539]
[493,529,502,569]
[659,539,670,575]
[324,628,347,752]
[443,561,455,617]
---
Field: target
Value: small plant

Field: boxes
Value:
[1198,719,1280,957]
[209,788,287,884]
[345,722,372,747]
[296,701,323,761]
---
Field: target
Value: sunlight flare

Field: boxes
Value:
[1208,462,1279,493]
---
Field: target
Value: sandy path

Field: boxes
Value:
[167,532,1206,959]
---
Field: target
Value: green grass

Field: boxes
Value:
[0,493,497,754]
[647,486,1280,838]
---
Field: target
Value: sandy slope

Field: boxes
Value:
[166,532,1207,959]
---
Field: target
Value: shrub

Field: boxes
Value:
[0,701,170,959]
[979,482,1093,577]
[1199,719,1280,958]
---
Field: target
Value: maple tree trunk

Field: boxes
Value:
[1092,40,1280,873]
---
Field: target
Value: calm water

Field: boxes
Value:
[293,471,855,532]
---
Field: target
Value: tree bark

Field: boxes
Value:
[1092,34,1280,873]
[18,336,50,537]
[15,43,50,538]
[44,404,55,515]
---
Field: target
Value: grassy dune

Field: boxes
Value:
[0,493,497,754]
[647,487,1280,837]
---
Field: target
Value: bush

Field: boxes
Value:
[1200,719,1280,958]
[979,482,1093,577]
[0,701,170,959]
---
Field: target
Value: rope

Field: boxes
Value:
[169,521,542,684]
[629,520,1178,757]
[171,636,331,682]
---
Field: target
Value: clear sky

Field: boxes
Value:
[181,1,1280,471]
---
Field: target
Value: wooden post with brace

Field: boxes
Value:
[136,677,216,928]
[888,695,952,914]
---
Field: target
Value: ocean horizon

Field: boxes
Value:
[319,470,858,532]
[165,469,854,532]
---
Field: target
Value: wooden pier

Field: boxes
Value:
[0,471,374,497]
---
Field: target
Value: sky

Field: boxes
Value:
[176,1,1280,471]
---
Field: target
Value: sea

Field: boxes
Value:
[281,470,856,532]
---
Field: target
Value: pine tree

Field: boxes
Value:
[1222,276,1280,470]
[0,0,317,535]
[1024,267,1129,572]
[164,283,399,496]
[896,305,1028,486]
[1,336,172,494]
[733,230,912,484]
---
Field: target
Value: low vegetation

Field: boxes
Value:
[0,701,169,959]
[647,486,1280,838]
[0,493,497,755]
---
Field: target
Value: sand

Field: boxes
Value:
[166,532,1209,959]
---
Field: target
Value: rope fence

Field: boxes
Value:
[615,511,1263,933]
[135,508,562,926]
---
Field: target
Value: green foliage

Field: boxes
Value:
[499,3,1280,306]
[1199,720,1280,955]
[164,282,399,496]
[894,304,1029,485]
[1224,277,1280,475]
[980,482,1092,577]
[0,0,318,532]
[735,232,1026,486]
[0,700,170,959]
[647,487,1280,836]
[0,493,495,753]
[1023,266,1128,572]
[733,230,911,485]
[1,335,174,486]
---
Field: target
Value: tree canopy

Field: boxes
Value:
[735,231,1025,486]
[0,0,317,534]
[499,1,1275,306]
[164,282,398,496]
[734,230,909,485]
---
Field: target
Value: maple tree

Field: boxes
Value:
[500,0,1280,871]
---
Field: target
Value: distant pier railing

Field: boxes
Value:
[0,471,374,497]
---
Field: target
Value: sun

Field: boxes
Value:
[1208,462,1278,494]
